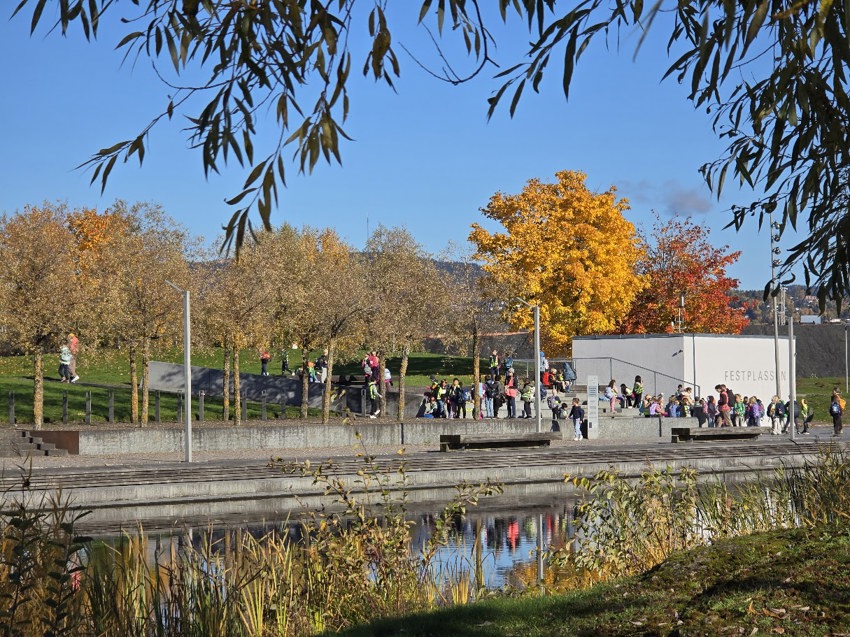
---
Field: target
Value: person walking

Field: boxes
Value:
[830,392,844,436]
[568,397,585,441]
[259,349,271,376]
[68,333,80,382]
[368,377,382,418]
[58,344,72,382]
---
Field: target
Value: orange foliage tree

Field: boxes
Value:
[617,215,748,334]
[469,170,645,356]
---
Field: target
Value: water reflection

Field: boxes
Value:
[410,502,577,588]
[123,500,579,591]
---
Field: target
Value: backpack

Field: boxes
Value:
[831,401,842,415]
[484,380,495,398]
[460,388,471,403]
[776,402,786,417]
[547,394,560,410]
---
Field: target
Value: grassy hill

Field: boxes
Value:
[331,526,850,636]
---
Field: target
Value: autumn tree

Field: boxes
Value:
[199,231,284,425]
[270,227,355,420]
[469,170,645,356]
[96,202,193,425]
[0,204,85,428]
[437,243,503,419]
[308,231,368,423]
[364,226,438,419]
[617,216,749,335]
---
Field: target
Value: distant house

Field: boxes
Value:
[800,315,822,324]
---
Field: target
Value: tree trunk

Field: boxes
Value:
[321,339,336,424]
[398,345,410,420]
[141,338,150,425]
[472,323,481,420]
[32,350,44,430]
[222,339,231,421]
[233,348,242,426]
[129,344,139,425]
[300,347,310,419]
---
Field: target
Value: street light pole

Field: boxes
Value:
[166,280,192,463]
[513,297,542,434]
[769,211,782,398]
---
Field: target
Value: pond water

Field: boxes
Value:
[132,499,578,590]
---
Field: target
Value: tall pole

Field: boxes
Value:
[183,289,192,463]
[166,280,192,463]
[769,212,782,398]
[534,304,542,434]
[788,296,796,441]
[844,323,850,395]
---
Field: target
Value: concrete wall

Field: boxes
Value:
[573,333,793,400]
[35,415,670,455]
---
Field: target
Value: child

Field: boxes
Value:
[547,392,562,431]
[58,345,72,382]
[568,398,585,441]
[520,378,534,418]
[368,377,382,418]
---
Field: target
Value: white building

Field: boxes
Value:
[572,333,794,401]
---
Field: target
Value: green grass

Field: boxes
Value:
[797,375,846,420]
[0,348,487,425]
[330,525,850,636]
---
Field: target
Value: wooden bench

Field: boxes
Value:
[671,426,771,443]
[439,432,561,452]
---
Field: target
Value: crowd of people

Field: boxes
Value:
[605,375,846,437]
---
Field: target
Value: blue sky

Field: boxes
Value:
[0,6,780,290]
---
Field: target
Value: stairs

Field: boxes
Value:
[0,429,69,457]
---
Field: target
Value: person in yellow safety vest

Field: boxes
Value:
[368,377,382,418]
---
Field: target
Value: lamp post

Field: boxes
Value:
[769,211,782,398]
[787,290,796,441]
[844,319,850,395]
[513,297,541,434]
[166,280,192,463]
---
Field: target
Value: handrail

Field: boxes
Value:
[571,356,702,398]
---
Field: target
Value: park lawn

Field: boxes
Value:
[797,375,846,420]
[0,349,486,425]
[330,525,850,637]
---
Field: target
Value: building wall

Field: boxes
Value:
[573,333,792,400]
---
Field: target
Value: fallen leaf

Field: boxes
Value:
[772,628,785,635]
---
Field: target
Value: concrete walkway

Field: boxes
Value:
[0,423,842,536]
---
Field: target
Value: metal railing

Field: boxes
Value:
[571,356,702,398]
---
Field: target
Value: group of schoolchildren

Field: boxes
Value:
[419,350,587,441]
[620,375,847,437]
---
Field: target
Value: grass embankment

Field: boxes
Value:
[333,526,850,637]
[0,349,485,425]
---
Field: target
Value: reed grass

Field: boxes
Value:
[4,446,850,635]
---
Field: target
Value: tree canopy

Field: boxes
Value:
[618,215,749,335]
[469,170,645,355]
[13,1,850,302]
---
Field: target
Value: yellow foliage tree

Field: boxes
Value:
[469,170,645,356]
